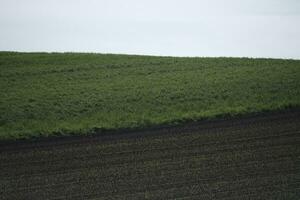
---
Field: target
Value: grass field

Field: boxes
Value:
[0,52,300,140]
[1,110,299,199]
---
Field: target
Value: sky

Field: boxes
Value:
[0,0,300,59]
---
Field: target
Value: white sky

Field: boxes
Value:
[1,0,300,58]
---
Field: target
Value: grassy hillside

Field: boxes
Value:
[0,52,299,140]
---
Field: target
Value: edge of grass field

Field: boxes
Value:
[1,104,299,143]
[1,51,300,61]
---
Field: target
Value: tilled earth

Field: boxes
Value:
[0,110,300,200]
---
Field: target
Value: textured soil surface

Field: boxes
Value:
[0,110,300,199]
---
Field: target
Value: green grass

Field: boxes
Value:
[0,52,299,140]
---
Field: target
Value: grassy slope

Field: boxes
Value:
[0,52,299,140]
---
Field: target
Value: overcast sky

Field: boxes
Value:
[0,0,300,58]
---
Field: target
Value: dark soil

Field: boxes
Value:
[0,110,299,199]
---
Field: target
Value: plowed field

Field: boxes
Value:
[1,110,299,199]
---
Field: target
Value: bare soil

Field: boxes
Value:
[0,110,299,199]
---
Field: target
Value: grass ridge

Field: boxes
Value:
[1,52,299,140]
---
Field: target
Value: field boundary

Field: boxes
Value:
[1,107,299,149]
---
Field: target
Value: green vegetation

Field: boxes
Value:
[0,52,299,140]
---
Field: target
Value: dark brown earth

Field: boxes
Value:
[0,110,300,200]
